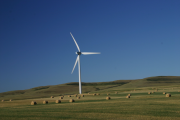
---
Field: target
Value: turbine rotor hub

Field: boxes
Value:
[76,52,81,55]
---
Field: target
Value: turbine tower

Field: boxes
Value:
[70,32,100,94]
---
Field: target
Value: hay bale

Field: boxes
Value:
[77,96,80,99]
[93,93,96,96]
[115,91,118,94]
[128,94,131,96]
[1,100,4,102]
[9,99,13,101]
[107,93,110,95]
[74,94,77,97]
[51,96,54,98]
[152,91,155,93]
[55,100,61,103]
[163,92,166,94]
[59,97,63,99]
[69,99,75,102]
[96,93,100,95]
[68,95,71,97]
[166,93,171,97]
[126,96,130,98]
[88,93,90,94]
[81,95,84,97]
[106,97,111,100]
[31,101,37,105]
[148,92,151,94]
[43,100,48,104]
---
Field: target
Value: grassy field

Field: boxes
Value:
[0,76,180,120]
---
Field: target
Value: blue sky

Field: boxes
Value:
[0,0,180,93]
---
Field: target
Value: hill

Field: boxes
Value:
[0,76,180,100]
[120,76,180,88]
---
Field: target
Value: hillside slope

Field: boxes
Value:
[0,76,180,100]
[120,76,180,88]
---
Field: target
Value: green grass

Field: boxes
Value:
[1,92,180,120]
[1,76,180,119]
[1,76,180,100]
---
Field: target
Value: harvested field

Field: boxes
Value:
[1,76,180,119]
[1,90,180,120]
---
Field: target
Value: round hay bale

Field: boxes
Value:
[74,94,77,97]
[55,100,61,103]
[77,96,80,99]
[81,95,84,97]
[126,96,130,98]
[115,91,118,94]
[96,93,100,95]
[166,93,171,97]
[59,97,63,99]
[31,101,37,105]
[9,99,13,101]
[50,96,54,98]
[152,91,155,93]
[128,94,131,96]
[148,92,151,94]
[107,93,110,95]
[43,100,48,104]
[106,97,111,100]
[88,93,90,94]
[163,92,166,94]
[69,99,75,102]
[93,93,96,96]
[68,95,71,97]
[2,100,4,102]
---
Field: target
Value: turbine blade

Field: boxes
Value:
[81,52,101,55]
[71,55,79,74]
[70,32,80,52]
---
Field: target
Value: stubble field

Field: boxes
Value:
[1,88,180,120]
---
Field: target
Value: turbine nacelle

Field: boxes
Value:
[76,52,81,55]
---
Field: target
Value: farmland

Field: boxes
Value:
[0,76,180,120]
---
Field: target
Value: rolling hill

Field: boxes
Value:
[1,76,180,100]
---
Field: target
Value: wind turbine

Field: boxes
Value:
[70,32,100,94]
